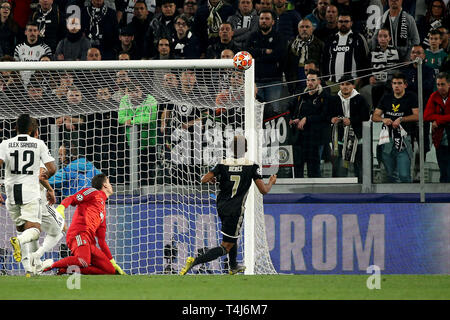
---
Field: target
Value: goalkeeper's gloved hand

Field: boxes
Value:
[56,205,65,219]
[110,258,126,275]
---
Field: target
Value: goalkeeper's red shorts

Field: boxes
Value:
[67,233,114,272]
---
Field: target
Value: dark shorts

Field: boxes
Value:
[218,209,244,244]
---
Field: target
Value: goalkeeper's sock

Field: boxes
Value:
[228,244,238,269]
[193,245,227,266]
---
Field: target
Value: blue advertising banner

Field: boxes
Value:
[103,200,449,275]
[1,196,448,275]
[263,203,449,274]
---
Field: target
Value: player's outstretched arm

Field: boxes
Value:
[254,174,277,195]
[39,168,56,205]
[44,161,57,179]
[97,224,126,275]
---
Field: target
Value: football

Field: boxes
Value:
[233,51,253,71]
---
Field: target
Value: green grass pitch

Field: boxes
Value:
[0,274,448,300]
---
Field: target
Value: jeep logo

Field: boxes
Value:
[333,46,350,52]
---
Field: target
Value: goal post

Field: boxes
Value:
[243,65,257,275]
[0,59,276,275]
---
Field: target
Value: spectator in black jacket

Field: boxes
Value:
[126,1,153,60]
[329,75,371,182]
[313,4,338,43]
[172,14,201,58]
[116,0,156,27]
[81,0,119,60]
[206,22,240,59]
[0,0,19,57]
[113,26,141,59]
[143,0,177,58]
[289,69,330,178]
[284,18,324,94]
[273,0,301,42]
[31,0,66,53]
[245,9,287,117]
[227,0,259,49]
[192,0,234,57]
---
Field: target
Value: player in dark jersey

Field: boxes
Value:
[180,135,277,275]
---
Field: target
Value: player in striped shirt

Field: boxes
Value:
[0,115,56,267]
[43,173,125,275]
[18,126,67,275]
[13,21,52,87]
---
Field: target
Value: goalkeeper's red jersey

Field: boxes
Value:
[62,187,108,245]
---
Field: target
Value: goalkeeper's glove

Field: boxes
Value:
[56,205,65,219]
[110,258,126,275]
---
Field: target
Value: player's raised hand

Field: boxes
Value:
[56,204,66,219]
[269,174,277,185]
[46,189,56,205]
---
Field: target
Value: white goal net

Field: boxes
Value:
[0,60,276,275]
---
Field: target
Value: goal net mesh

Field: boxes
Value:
[0,61,276,275]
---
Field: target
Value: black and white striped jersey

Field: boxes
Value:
[323,30,369,82]
[14,39,52,62]
[0,134,54,205]
[370,45,400,83]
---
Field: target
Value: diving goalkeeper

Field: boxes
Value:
[44,173,125,275]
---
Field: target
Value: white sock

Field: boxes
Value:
[29,239,39,253]
[18,232,30,272]
[17,228,40,246]
[34,233,63,259]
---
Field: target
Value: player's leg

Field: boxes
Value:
[227,243,246,275]
[22,240,40,274]
[180,213,242,275]
[45,234,92,272]
[32,204,65,265]
[8,201,41,262]
[221,211,245,274]
[78,245,115,275]
[15,230,32,274]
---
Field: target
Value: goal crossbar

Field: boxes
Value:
[0,59,235,71]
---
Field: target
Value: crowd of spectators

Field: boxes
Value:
[0,0,450,184]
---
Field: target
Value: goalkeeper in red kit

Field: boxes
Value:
[44,173,125,275]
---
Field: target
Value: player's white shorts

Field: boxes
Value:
[6,198,41,226]
[40,203,65,236]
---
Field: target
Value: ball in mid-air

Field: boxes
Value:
[233,51,253,71]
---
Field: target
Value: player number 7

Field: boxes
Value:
[230,175,240,198]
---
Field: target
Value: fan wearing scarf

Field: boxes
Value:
[30,0,65,53]
[329,75,370,183]
[81,0,119,60]
[192,0,234,57]
[372,72,419,183]
[285,18,324,95]
[371,0,420,62]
